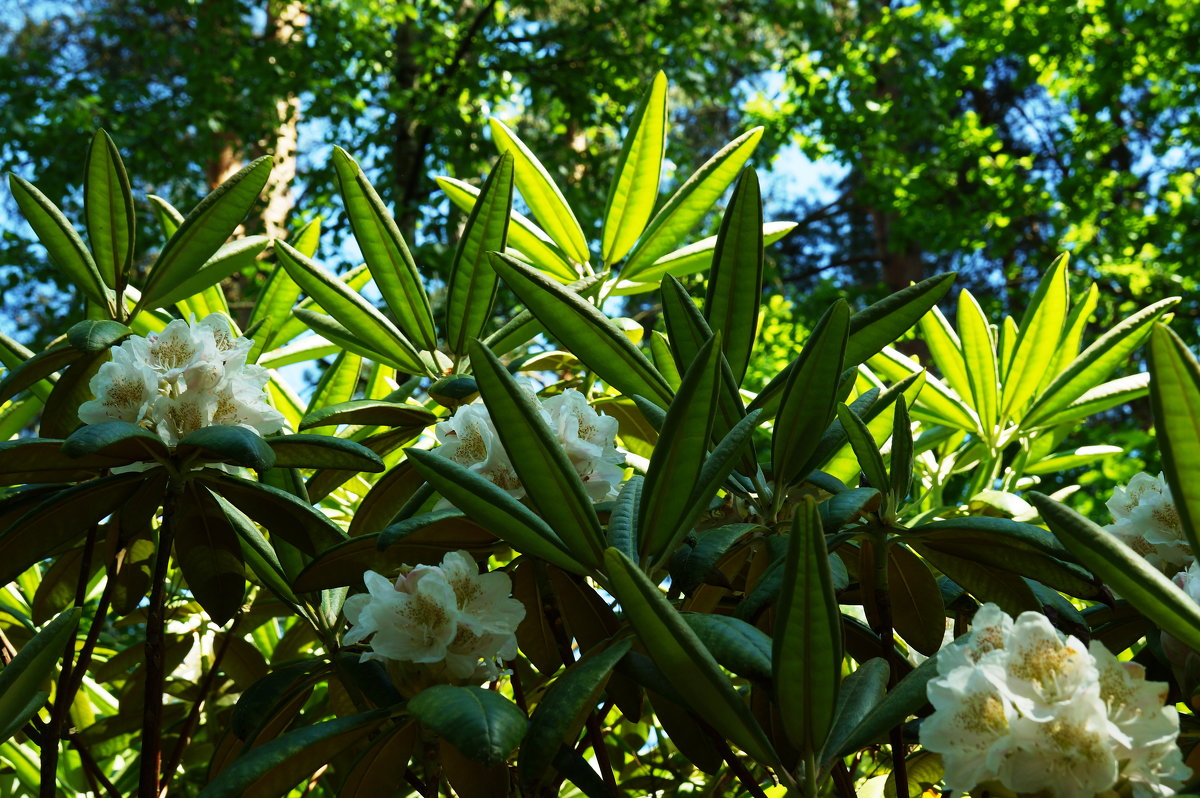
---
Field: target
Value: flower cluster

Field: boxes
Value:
[1102,472,1189,574]
[79,314,284,444]
[433,387,624,502]
[342,551,525,684]
[920,604,1189,798]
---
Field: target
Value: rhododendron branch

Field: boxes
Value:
[140,494,178,798]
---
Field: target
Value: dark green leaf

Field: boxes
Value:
[176,426,275,472]
[408,685,527,767]
[703,167,763,383]
[67,320,132,353]
[198,710,389,798]
[267,435,385,472]
[84,130,136,290]
[148,236,270,310]
[0,608,81,744]
[61,420,168,463]
[469,341,604,566]
[174,483,246,625]
[773,496,841,753]
[404,447,585,574]
[607,475,641,561]
[519,640,631,788]
[1029,492,1200,652]
[196,472,346,557]
[682,613,772,681]
[0,438,123,485]
[818,658,889,769]
[39,349,108,438]
[0,338,74,405]
[832,655,936,757]
[1148,323,1200,553]
[603,547,777,765]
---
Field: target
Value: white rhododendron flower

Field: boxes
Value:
[79,314,284,445]
[921,603,1189,798]
[343,551,525,683]
[1103,472,1189,573]
[432,387,625,502]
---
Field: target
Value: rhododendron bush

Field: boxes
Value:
[2,74,1200,798]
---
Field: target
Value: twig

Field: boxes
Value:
[585,710,617,795]
[140,495,179,798]
[68,732,123,798]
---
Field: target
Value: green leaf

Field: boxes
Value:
[39,349,108,438]
[601,71,667,265]
[607,475,641,561]
[348,461,426,537]
[436,175,576,283]
[771,300,850,486]
[147,194,185,237]
[196,472,347,557]
[837,403,890,496]
[176,426,276,472]
[332,147,438,351]
[621,127,763,280]
[1023,444,1124,476]
[66,319,132,353]
[445,154,514,355]
[0,608,81,744]
[956,289,999,438]
[866,346,979,432]
[489,252,672,406]
[404,447,586,575]
[773,496,841,754]
[519,640,632,789]
[638,335,723,561]
[409,685,527,767]
[8,173,112,313]
[290,309,413,373]
[889,398,914,506]
[832,655,937,758]
[608,222,795,294]
[198,710,389,798]
[1033,373,1149,427]
[1042,281,1099,391]
[291,534,415,593]
[916,304,973,412]
[703,168,764,383]
[1029,492,1200,652]
[0,340,76,405]
[275,242,427,375]
[84,130,135,291]
[1001,254,1068,423]
[147,235,270,310]
[135,156,272,317]
[469,341,604,567]
[267,435,386,472]
[1022,296,1179,428]
[603,548,777,765]
[1147,323,1200,556]
[489,118,589,267]
[247,219,319,353]
[818,658,889,769]
[61,420,169,462]
[0,472,149,586]
[175,483,245,625]
[682,613,772,681]
[844,272,957,368]
[0,438,122,486]
[211,492,299,609]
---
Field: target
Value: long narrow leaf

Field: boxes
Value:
[703,168,763,383]
[603,548,778,765]
[601,71,667,265]
[469,341,604,567]
[135,156,272,316]
[9,174,112,313]
[489,118,589,266]
[956,289,998,439]
[446,155,514,355]
[1001,254,1068,423]
[333,147,437,351]
[773,496,841,753]
[1148,324,1200,553]
[489,252,672,406]
[84,130,135,291]
[275,242,427,375]
[621,127,763,279]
